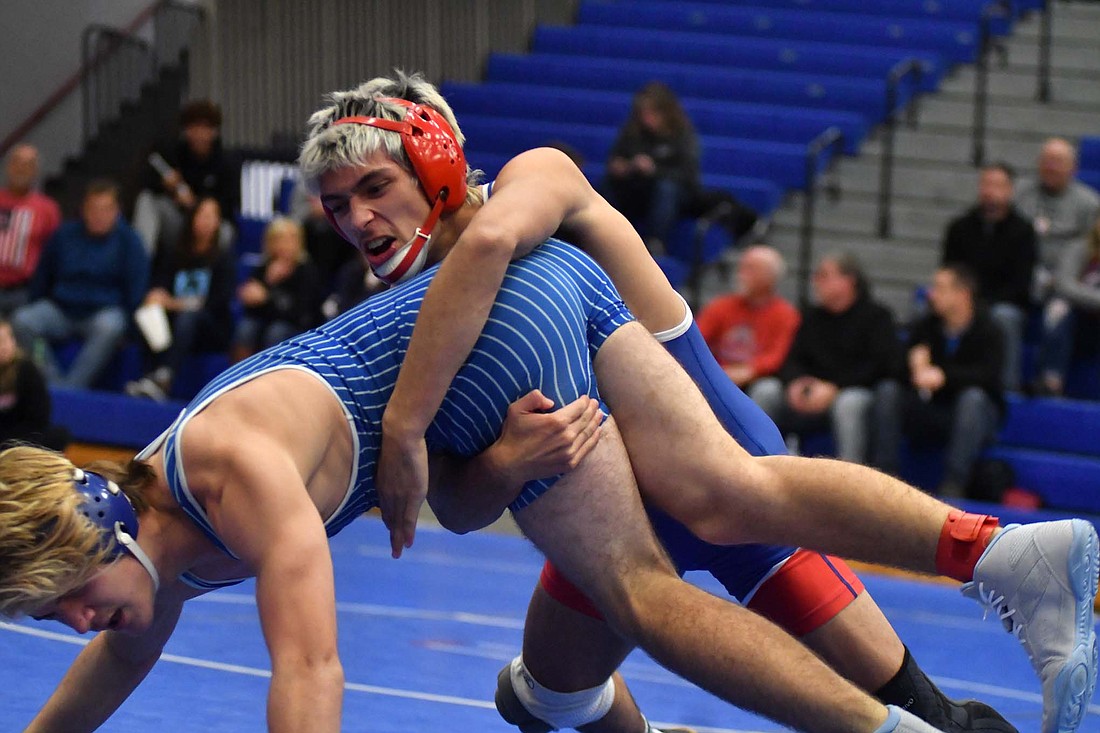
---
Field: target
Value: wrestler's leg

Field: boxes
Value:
[594,322,951,572]
[510,416,888,733]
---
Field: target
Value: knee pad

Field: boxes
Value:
[495,656,615,731]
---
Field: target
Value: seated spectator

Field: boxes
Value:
[11,179,148,388]
[602,81,700,253]
[321,255,386,321]
[1034,213,1100,397]
[872,264,1004,499]
[124,197,237,401]
[0,317,68,451]
[1016,137,1100,299]
[941,162,1036,392]
[288,183,356,298]
[0,144,61,316]
[231,217,322,362]
[132,99,239,256]
[750,252,897,463]
[695,245,799,389]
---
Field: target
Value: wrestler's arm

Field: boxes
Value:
[197,435,344,733]
[427,391,603,534]
[25,583,195,733]
[380,147,674,554]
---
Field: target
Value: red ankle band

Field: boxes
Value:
[935,510,1000,582]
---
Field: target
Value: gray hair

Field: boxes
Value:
[742,245,786,283]
[298,70,481,202]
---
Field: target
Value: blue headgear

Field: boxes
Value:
[73,469,160,592]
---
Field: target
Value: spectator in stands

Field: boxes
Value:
[1016,137,1100,300]
[872,264,1004,499]
[750,252,897,463]
[1033,213,1100,397]
[11,179,149,389]
[133,99,240,256]
[696,245,800,389]
[0,317,68,451]
[0,144,61,316]
[602,81,700,254]
[124,197,236,402]
[231,216,322,362]
[288,183,355,298]
[941,162,1036,393]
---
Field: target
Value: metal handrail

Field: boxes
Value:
[80,25,155,146]
[877,58,925,239]
[1036,0,1052,102]
[798,126,844,307]
[972,0,1013,167]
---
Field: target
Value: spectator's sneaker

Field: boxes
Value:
[124,376,168,402]
[963,520,1099,733]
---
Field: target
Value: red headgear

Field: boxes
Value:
[325,98,467,284]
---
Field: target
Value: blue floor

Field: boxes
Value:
[3,516,1099,732]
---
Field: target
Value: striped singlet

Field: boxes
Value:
[138,239,634,588]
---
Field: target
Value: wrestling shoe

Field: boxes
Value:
[963,520,1099,733]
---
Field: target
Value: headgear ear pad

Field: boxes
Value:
[333,98,467,212]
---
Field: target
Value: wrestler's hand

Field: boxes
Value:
[376,426,429,559]
[494,390,603,483]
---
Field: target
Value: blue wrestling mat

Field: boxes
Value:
[3,516,1098,732]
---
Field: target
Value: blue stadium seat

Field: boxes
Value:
[998,395,1100,458]
[576,1,980,65]
[486,54,912,125]
[985,445,1100,514]
[1079,137,1100,172]
[51,386,184,449]
[444,82,869,155]
[640,0,1018,33]
[531,25,944,92]
[459,114,835,190]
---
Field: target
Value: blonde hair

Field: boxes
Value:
[298,70,482,205]
[0,446,153,618]
[263,216,307,262]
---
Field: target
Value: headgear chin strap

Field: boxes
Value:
[73,469,160,593]
[329,97,466,285]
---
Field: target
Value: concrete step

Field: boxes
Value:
[939,66,1100,103]
[772,195,956,240]
[915,95,1100,137]
[857,127,1046,169]
[1012,3,1100,45]
[996,35,1100,72]
[823,156,980,209]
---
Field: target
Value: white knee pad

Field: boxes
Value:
[875,705,945,733]
[508,655,615,730]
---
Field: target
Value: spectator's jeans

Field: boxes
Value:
[873,380,999,487]
[12,299,127,388]
[644,177,687,246]
[990,301,1025,392]
[133,190,184,256]
[749,376,873,463]
[1035,299,1076,383]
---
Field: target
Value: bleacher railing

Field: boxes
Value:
[798,127,844,307]
[972,0,1014,166]
[1036,0,1052,102]
[877,58,925,239]
[80,1,205,148]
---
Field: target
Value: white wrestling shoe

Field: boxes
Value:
[963,520,1099,733]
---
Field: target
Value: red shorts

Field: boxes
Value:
[539,549,864,637]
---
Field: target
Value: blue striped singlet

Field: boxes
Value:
[138,239,634,586]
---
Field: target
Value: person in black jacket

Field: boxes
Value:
[231,216,322,362]
[602,82,700,254]
[125,197,237,401]
[0,317,68,450]
[750,252,898,463]
[132,100,240,257]
[941,162,1037,392]
[873,264,1004,499]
